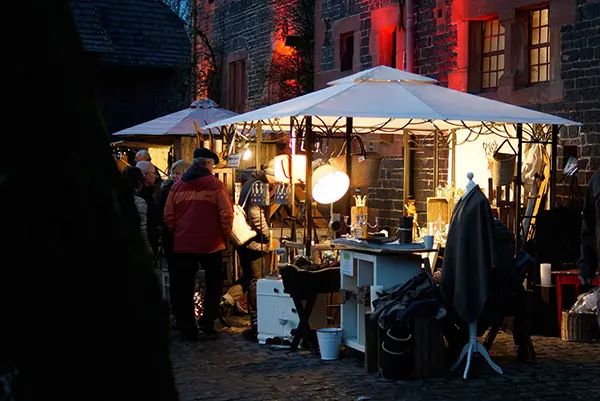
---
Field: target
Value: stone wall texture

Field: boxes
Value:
[536,0,600,206]
[196,0,301,111]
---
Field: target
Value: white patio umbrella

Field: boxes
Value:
[204,65,580,257]
[113,98,237,137]
[204,66,578,132]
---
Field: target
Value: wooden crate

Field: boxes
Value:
[213,167,235,201]
[426,197,454,225]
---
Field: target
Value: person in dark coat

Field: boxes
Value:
[578,168,600,287]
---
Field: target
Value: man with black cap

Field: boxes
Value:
[164,148,233,341]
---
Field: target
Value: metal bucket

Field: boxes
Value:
[491,152,516,187]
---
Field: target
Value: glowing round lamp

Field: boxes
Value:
[274,154,307,183]
[312,164,350,204]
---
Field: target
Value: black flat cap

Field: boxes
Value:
[193,147,219,164]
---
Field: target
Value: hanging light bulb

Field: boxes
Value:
[242,145,253,161]
[312,164,350,204]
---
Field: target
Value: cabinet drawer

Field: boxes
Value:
[257,278,287,297]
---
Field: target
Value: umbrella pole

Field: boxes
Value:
[550,124,558,208]
[193,120,202,148]
[434,129,439,190]
[403,129,412,206]
[451,130,456,187]
[290,119,296,242]
[305,116,313,257]
[345,117,353,225]
[256,124,262,170]
[515,123,523,252]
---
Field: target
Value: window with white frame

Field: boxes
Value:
[529,8,550,83]
[482,19,505,89]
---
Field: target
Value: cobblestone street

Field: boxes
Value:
[170,319,600,401]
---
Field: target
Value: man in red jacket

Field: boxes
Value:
[164,148,233,341]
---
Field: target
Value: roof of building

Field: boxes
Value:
[71,0,190,68]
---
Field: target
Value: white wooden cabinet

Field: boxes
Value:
[256,278,327,344]
[340,250,422,352]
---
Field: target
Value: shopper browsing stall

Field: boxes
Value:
[221,160,276,341]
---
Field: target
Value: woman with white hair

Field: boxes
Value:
[135,149,151,163]
[136,149,163,184]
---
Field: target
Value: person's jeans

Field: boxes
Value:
[170,251,223,334]
[225,248,258,302]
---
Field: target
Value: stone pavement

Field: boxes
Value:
[170,318,600,401]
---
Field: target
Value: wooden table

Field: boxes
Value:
[552,269,599,331]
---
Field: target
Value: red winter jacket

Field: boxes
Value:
[164,165,233,254]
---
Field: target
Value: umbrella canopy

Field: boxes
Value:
[113,98,238,137]
[204,66,579,132]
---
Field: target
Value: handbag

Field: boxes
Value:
[230,184,257,247]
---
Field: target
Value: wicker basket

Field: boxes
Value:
[561,311,600,342]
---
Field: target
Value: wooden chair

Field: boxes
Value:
[280,264,340,353]
[489,177,517,233]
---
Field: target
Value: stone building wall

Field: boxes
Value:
[536,0,600,206]
[368,157,405,232]
[413,0,457,86]
[195,0,304,111]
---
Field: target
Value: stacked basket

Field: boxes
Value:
[560,311,600,341]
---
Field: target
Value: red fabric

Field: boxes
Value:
[164,175,233,254]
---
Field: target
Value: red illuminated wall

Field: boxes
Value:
[315,2,405,89]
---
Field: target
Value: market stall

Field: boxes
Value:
[205,66,582,378]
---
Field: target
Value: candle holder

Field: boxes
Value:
[343,214,379,240]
